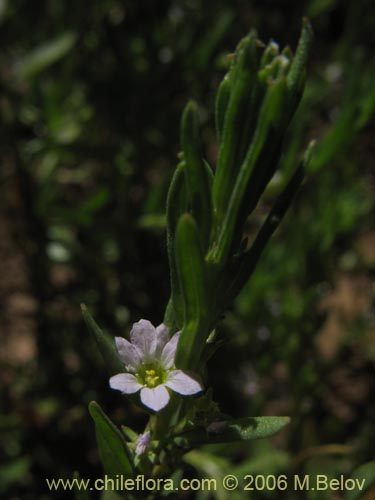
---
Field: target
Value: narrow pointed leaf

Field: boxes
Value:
[89,401,133,477]
[163,297,176,330]
[166,162,188,328]
[210,77,288,266]
[15,32,77,79]
[212,32,259,225]
[203,159,215,187]
[81,304,123,375]
[260,40,279,69]
[121,426,139,442]
[174,214,209,370]
[166,161,188,234]
[286,18,313,108]
[182,101,212,249]
[174,416,290,447]
[223,146,312,307]
[182,451,231,500]
[215,75,231,139]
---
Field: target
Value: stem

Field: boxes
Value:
[152,393,182,441]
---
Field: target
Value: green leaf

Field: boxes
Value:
[212,31,259,226]
[215,75,231,139]
[121,426,139,442]
[259,40,279,69]
[345,462,375,500]
[81,304,123,375]
[89,401,134,478]
[210,23,313,269]
[174,416,290,447]
[166,162,188,329]
[166,162,189,237]
[259,53,291,83]
[174,214,210,371]
[203,159,215,188]
[181,101,212,249]
[14,32,77,79]
[286,18,314,108]
[357,72,375,129]
[183,450,232,500]
[311,103,359,174]
[223,152,307,307]
[233,445,290,477]
[210,77,289,266]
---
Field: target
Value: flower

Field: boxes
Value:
[135,431,150,456]
[109,319,203,412]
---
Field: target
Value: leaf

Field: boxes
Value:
[163,298,176,330]
[259,40,279,69]
[233,446,290,477]
[344,462,375,500]
[81,304,123,375]
[212,31,259,226]
[215,75,231,139]
[14,32,77,79]
[166,162,189,236]
[357,72,375,129]
[210,22,313,268]
[286,18,314,109]
[89,401,134,478]
[166,162,188,329]
[174,416,290,447]
[210,77,289,266]
[181,101,212,249]
[174,214,210,371]
[121,426,138,442]
[224,157,307,306]
[183,450,232,500]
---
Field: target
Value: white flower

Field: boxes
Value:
[135,431,150,456]
[109,319,203,412]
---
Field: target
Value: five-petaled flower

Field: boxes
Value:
[109,320,203,412]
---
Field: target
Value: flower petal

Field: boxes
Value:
[135,431,151,456]
[160,331,180,369]
[130,319,157,358]
[165,370,203,395]
[140,385,170,412]
[155,323,170,355]
[109,373,142,394]
[115,337,142,371]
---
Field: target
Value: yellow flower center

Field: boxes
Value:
[137,364,165,388]
[145,369,160,388]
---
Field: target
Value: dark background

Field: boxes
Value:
[0,1,374,498]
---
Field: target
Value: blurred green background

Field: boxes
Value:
[0,0,374,498]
